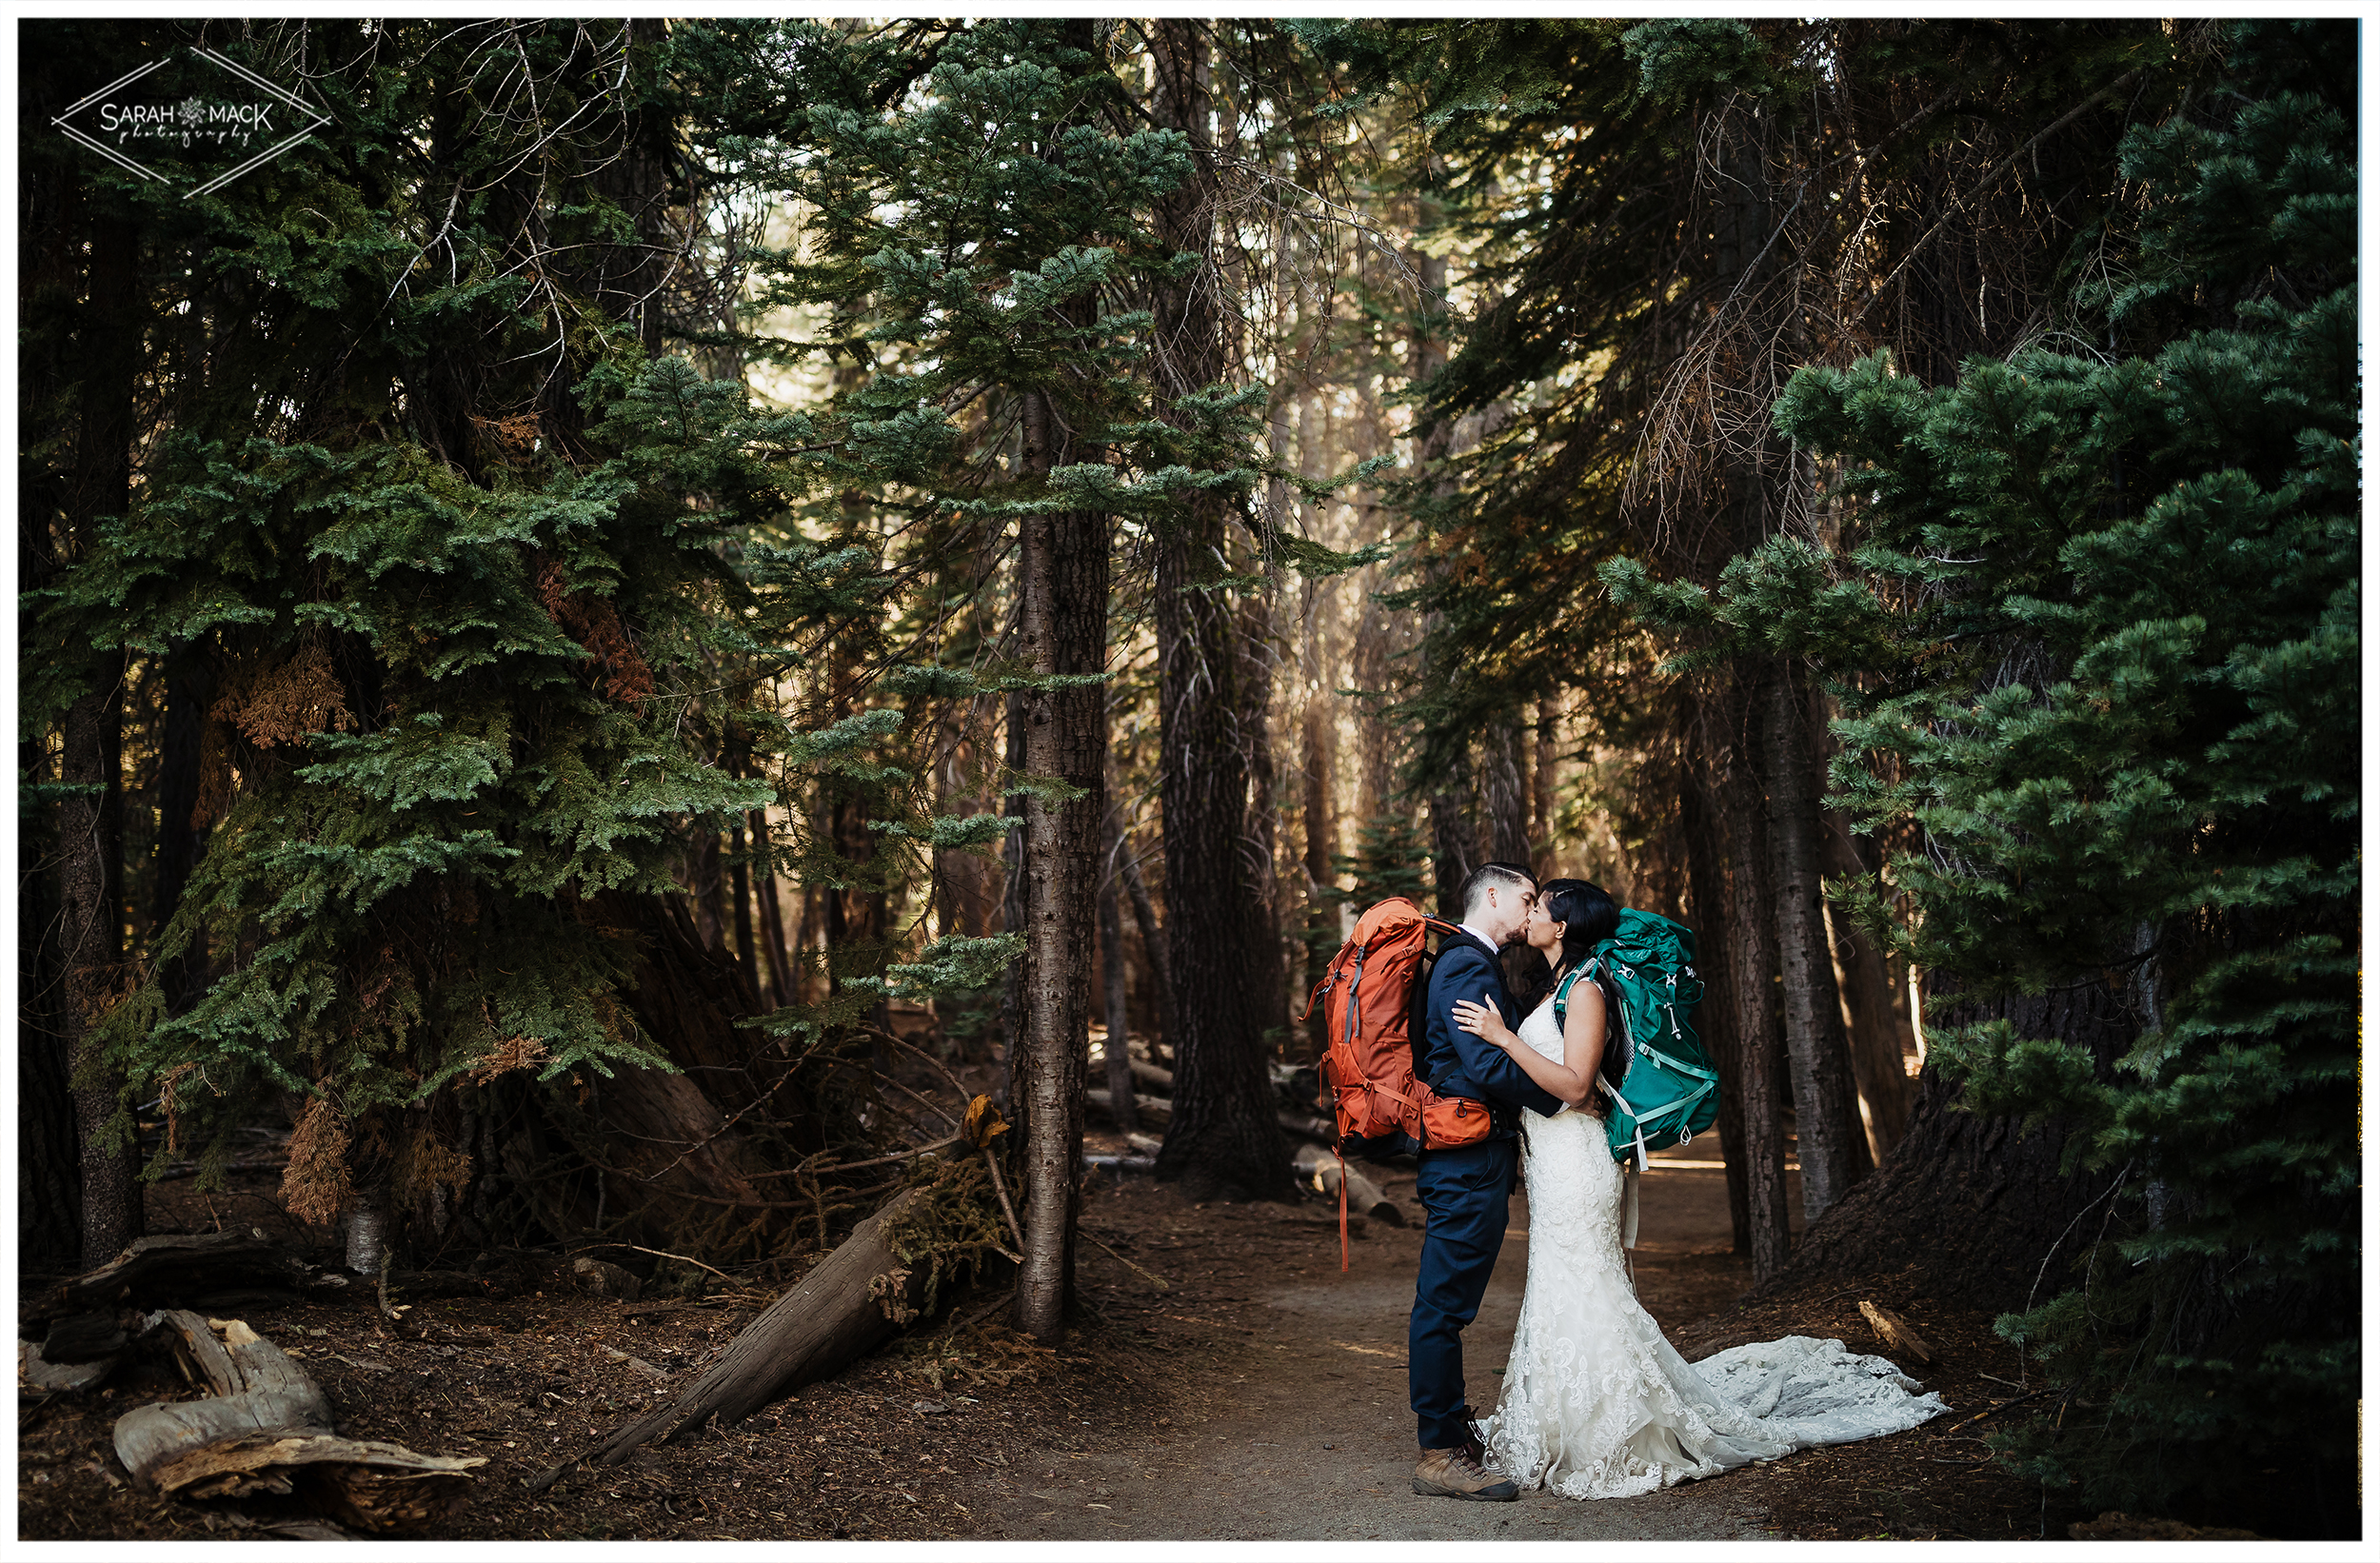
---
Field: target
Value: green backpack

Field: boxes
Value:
[1552,908,1720,1167]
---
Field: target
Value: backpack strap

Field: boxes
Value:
[1550,961,1596,1030]
[1630,1043,1718,1082]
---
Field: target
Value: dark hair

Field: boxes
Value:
[1517,879,1622,1010]
[1457,861,1536,923]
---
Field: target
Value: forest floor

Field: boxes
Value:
[19,1138,2098,1543]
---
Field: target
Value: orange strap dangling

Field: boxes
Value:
[1338,1147,1351,1273]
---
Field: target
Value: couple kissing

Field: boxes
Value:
[1405,862,1946,1503]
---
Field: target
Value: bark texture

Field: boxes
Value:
[1716,678,1793,1281]
[1821,811,1915,1159]
[1100,802,1139,1136]
[1761,981,2137,1313]
[1146,18,1291,1203]
[1680,755,1753,1255]
[1762,662,1873,1219]
[1483,717,1532,867]
[1008,372,1107,1339]
[1299,688,1339,1058]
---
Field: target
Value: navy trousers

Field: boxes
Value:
[1408,1136,1517,1452]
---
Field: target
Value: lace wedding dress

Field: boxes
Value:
[1478,997,1946,1500]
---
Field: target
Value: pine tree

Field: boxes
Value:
[1314,16,2198,1273]
[1623,20,2355,1530]
[25,20,835,1260]
[752,17,1282,1333]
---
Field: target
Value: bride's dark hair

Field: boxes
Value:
[1518,878,1622,1010]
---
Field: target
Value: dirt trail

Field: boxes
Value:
[26,1146,2045,1542]
[967,1156,1808,1540]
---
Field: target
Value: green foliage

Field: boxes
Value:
[754,17,1224,506]
[1622,19,1786,105]
[1332,814,1433,910]
[30,21,826,1178]
[1674,21,2357,1527]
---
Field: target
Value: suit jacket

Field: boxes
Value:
[1417,931,1565,1123]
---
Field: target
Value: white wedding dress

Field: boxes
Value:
[1478,998,1946,1499]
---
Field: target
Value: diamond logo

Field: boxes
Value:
[53,45,330,198]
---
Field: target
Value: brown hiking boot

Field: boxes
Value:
[1412,1446,1519,1502]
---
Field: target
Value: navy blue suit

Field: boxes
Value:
[1408,930,1563,1453]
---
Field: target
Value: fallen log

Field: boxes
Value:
[576,1186,924,1474]
[40,1308,129,1364]
[1292,1143,1405,1225]
[20,1339,116,1395]
[112,1311,484,1533]
[1278,1111,1338,1145]
[1086,1087,1171,1130]
[30,1231,350,1332]
[1089,1088,1335,1150]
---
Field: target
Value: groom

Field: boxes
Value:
[1408,861,1564,1502]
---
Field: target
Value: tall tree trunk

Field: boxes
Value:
[155,655,211,1010]
[1099,813,1138,1138]
[1680,751,1752,1256]
[1762,660,1873,1219]
[1531,701,1559,868]
[1820,811,1915,1160]
[1299,676,1338,1058]
[1010,485,1104,1340]
[998,685,1030,1103]
[1008,188,1110,1335]
[1147,17,1291,1203]
[1238,589,1288,1052]
[1718,676,1792,1281]
[1481,717,1531,868]
[60,212,143,1268]
[751,806,796,1010]
[1119,835,1173,1060]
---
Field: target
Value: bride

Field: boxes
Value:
[1449,879,1946,1500]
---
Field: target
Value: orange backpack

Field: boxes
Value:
[1301,898,1498,1266]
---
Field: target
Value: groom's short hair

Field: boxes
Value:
[1458,861,1536,923]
